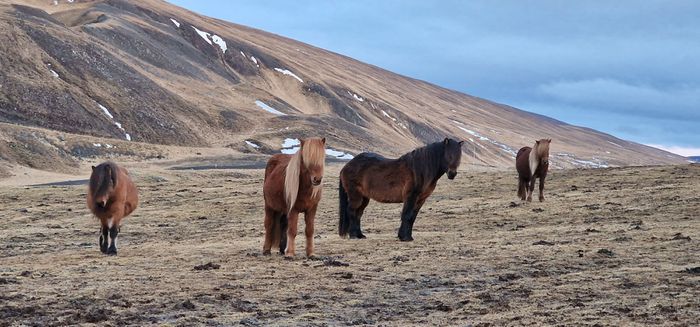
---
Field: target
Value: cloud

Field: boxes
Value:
[645,144,700,157]
[536,79,700,121]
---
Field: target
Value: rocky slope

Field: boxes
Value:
[0,0,687,174]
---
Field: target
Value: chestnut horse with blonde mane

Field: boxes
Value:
[516,139,551,202]
[87,161,138,255]
[263,137,326,257]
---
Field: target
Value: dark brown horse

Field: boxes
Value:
[516,139,551,202]
[339,138,463,241]
[263,137,326,258]
[87,161,138,255]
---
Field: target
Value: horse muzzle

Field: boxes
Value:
[447,171,457,180]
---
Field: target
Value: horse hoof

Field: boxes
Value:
[284,255,294,261]
[106,251,117,256]
[262,250,271,256]
[398,235,414,242]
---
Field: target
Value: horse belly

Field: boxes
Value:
[365,181,405,203]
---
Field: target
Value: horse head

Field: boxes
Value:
[91,164,117,208]
[535,139,552,165]
[443,138,464,179]
[301,137,326,187]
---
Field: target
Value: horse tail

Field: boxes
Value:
[284,151,302,214]
[517,179,525,198]
[338,179,349,237]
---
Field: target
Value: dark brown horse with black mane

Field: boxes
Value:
[263,137,326,258]
[87,161,138,255]
[516,139,551,202]
[339,138,463,241]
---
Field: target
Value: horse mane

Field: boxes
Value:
[284,138,325,213]
[529,139,551,176]
[90,161,118,199]
[399,141,445,183]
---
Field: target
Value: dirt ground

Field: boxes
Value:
[1,163,698,326]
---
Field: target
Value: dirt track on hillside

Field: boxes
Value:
[1,164,698,326]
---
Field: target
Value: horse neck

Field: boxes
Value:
[408,142,445,182]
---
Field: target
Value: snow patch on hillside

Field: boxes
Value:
[211,35,227,53]
[274,68,303,83]
[50,69,59,78]
[245,140,260,149]
[280,138,353,159]
[170,18,180,27]
[347,91,364,102]
[255,100,286,116]
[191,26,212,45]
[97,102,131,141]
[250,56,259,67]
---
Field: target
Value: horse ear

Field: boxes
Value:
[443,138,449,145]
[300,138,306,146]
[458,141,464,146]
[536,140,540,144]
[91,166,96,171]
[321,137,326,144]
[548,139,552,143]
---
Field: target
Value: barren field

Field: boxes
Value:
[1,163,698,326]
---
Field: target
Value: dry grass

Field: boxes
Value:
[1,164,698,326]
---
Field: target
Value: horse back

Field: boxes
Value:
[341,152,412,203]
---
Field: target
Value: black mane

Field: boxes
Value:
[90,161,118,198]
[399,141,446,184]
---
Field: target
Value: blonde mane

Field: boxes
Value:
[284,138,326,213]
[529,139,551,177]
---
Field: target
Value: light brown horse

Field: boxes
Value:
[516,139,551,202]
[87,161,138,255]
[339,138,464,241]
[263,137,326,258]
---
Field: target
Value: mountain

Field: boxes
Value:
[688,156,700,163]
[0,0,688,175]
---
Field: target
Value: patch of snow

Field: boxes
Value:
[93,143,102,147]
[170,18,180,28]
[97,102,131,141]
[98,104,114,119]
[607,141,623,148]
[211,34,227,53]
[245,140,260,149]
[370,103,377,110]
[281,138,301,154]
[274,68,303,83]
[191,25,212,45]
[240,51,246,57]
[53,0,58,5]
[50,69,59,78]
[104,144,113,149]
[381,110,397,121]
[255,100,286,116]
[326,148,354,160]
[347,91,364,102]
[250,56,259,67]
[571,158,609,168]
[456,125,489,141]
[67,0,74,2]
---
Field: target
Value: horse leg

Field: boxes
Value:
[527,178,536,202]
[398,191,420,241]
[304,205,318,257]
[279,213,288,255]
[263,206,275,255]
[106,221,119,256]
[99,221,109,254]
[406,197,428,240]
[352,197,370,239]
[347,193,366,239]
[539,176,546,202]
[284,211,299,257]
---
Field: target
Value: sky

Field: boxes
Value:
[169,0,700,156]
